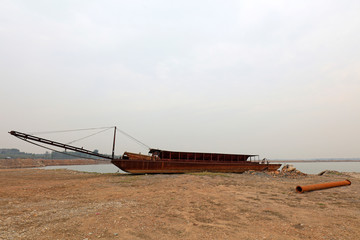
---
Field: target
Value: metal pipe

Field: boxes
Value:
[296,179,351,193]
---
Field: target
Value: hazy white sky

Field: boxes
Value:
[1,0,359,159]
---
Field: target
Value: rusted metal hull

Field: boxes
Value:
[296,179,351,193]
[111,159,281,174]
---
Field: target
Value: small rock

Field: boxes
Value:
[293,223,304,229]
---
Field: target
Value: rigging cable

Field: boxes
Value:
[20,126,150,158]
[116,128,151,150]
[66,127,113,145]
[29,126,113,135]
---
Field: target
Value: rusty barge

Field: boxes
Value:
[9,128,281,174]
[115,150,280,173]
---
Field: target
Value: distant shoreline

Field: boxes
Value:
[0,158,111,169]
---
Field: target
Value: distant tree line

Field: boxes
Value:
[0,148,104,160]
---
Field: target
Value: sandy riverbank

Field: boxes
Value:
[0,169,359,240]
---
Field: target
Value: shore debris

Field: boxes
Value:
[318,170,342,176]
[244,164,306,178]
[278,164,306,177]
[296,179,351,193]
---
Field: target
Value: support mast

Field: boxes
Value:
[112,126,117,160]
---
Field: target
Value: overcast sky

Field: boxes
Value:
[1,0,359,159]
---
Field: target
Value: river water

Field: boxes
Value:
[281,162,360,174]
[39,162,360,174]
[39,164,126,173]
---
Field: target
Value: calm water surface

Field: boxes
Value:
[280,162,360,174]
[39,164,126,173]
[39,162,360,174]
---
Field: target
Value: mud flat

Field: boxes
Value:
[0,169,359,240]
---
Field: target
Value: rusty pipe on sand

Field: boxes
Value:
[296,179,351,193]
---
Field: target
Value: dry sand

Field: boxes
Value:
[0,168,359,240]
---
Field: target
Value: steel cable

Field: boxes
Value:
[116,128,150,149]
[66,127,113,145]
[29,126,113,135]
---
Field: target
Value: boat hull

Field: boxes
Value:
[111,159,281,174]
